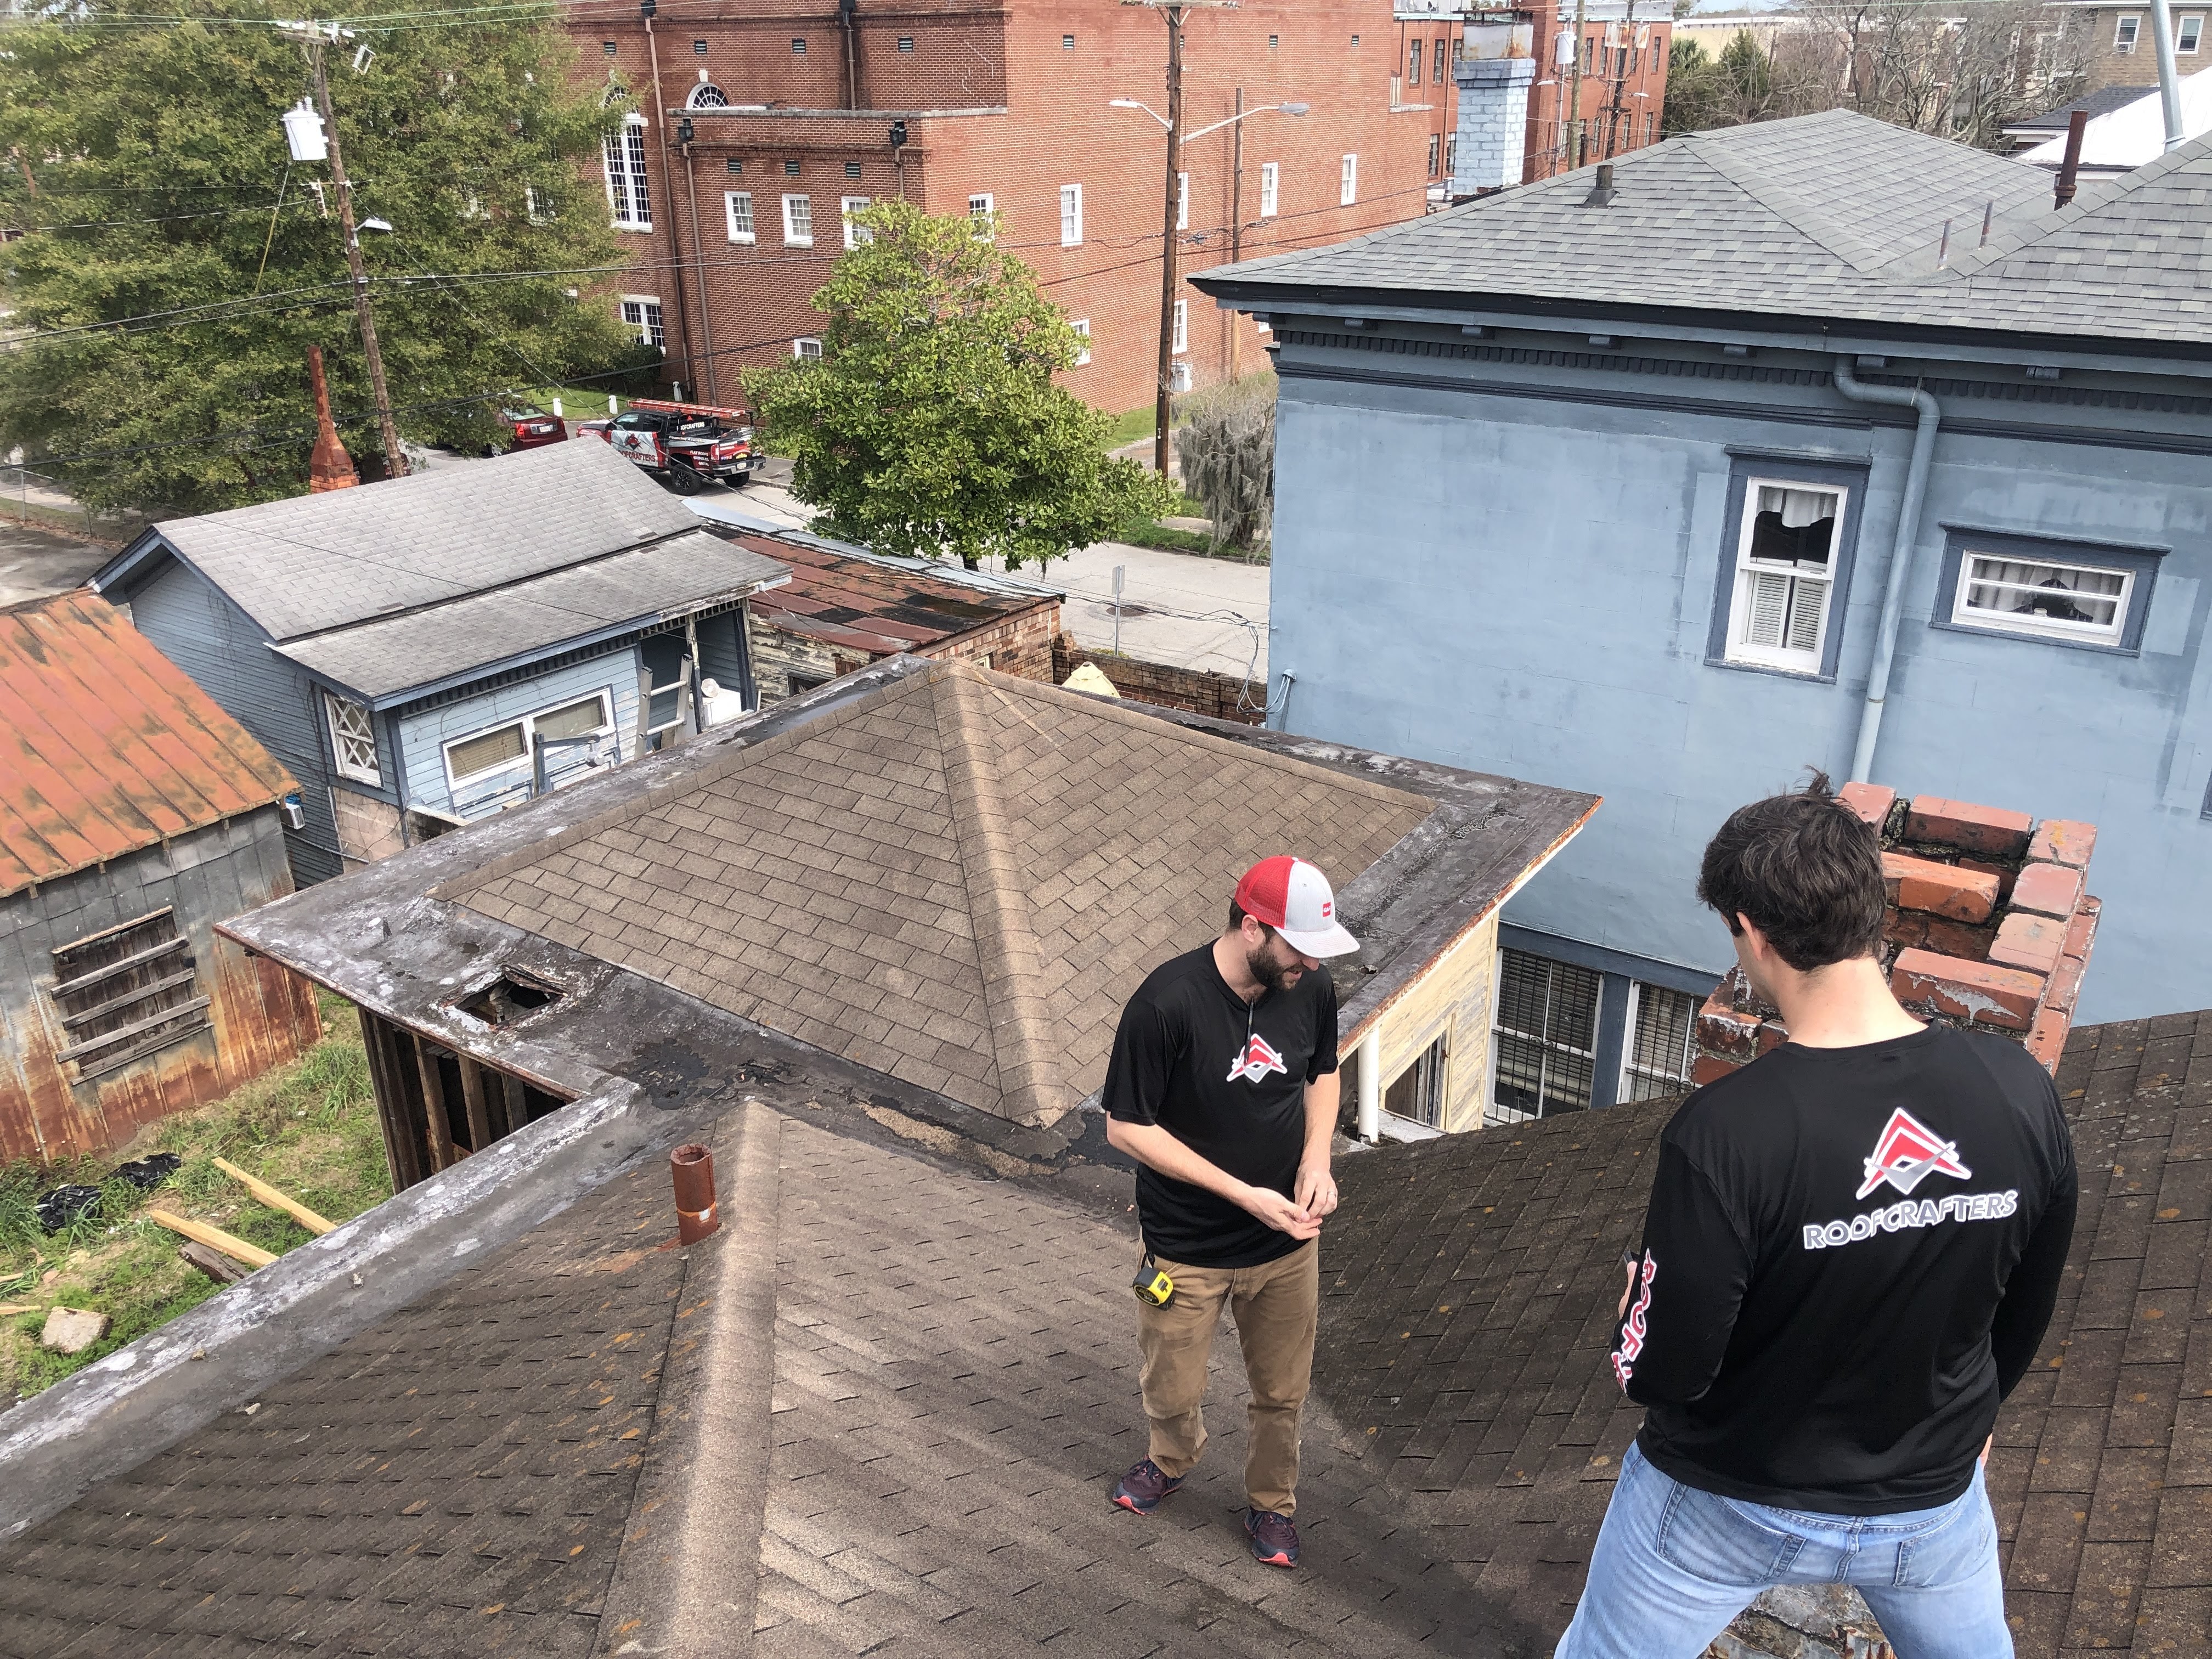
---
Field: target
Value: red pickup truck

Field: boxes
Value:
[578,398,757,494]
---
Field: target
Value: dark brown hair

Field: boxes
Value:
[1226,899,1275,939]
[1697,770,1886,972]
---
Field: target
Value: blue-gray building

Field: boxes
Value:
[1199,110,2212,1118]
[95,441,787,882]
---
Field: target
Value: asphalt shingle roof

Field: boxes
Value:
[1202,108,2212,348]
[440,661,1438,1128]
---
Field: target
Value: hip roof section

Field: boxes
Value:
[0,591,295,896]
[438,662,1438,1127]
[1200,108,2212,349]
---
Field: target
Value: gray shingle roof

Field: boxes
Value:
[274,527,788,701]
[151,439,704,644]
[1200,109,2212,348]
[2005,83,2152,134]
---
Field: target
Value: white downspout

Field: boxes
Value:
[1830,357,1941,785]
[2151,0,2188,150]
[1356,1026,1381,1142]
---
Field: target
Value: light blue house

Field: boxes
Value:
[1198,110,2212,1118]
[95,441,787,882]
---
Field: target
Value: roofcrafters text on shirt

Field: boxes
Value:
[1610,1024,2076,1515]
[1102,945,1339,1269]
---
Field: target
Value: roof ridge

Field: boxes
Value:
[931,665,1072,1128]
[1686,131,1929,274]
[1945,121,2212,279]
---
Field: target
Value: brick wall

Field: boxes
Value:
[1052,633,1263,725]
[1694,784,2101,1084]
[577,0,1443,415]
[749,600,1059,707]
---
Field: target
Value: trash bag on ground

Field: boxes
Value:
[35,1184,103,1233]
[111,1153,181,1191]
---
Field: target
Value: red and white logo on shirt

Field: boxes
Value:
[1612,1252,1656,1387]
[1857,1107,1973,1200]
[1227,1033,1289,1084]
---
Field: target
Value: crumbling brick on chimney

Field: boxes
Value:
[1693,792,2100,1083]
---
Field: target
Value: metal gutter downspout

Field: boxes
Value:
[1830,357,1940,786]
[2151,0,2188,149]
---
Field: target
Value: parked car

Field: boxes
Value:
[479,407,567,456]
[578,398,756,494]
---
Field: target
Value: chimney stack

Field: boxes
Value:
[1695,786,2100,1082]
[305,346,358,493]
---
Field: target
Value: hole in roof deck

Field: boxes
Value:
[454,968,565,1026]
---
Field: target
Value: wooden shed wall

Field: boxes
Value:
[0,807,322,1163]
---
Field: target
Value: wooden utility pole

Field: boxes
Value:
[301,31,405,479]
[1562,0,1589,174]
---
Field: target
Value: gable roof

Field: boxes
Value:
[436,661,1440,1126]
[1312,1009,2212,1657]
[0,591,294,896]
[1198,108,2212,350]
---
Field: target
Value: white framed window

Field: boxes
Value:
[524,185,554,224]
[841,195,871,248]
[1950,551,2134,646]
[604,114,652,230]
[1340,153,1358,205]
[1059,182,1084,246]
[619,295,664,351]
[793,336,823,359]
[1172,298,1187,354]
[2116,13,2141,49]
[1177,170,1189,230]
[325,692,380,786]
[725,190,754,242]
[1259,161,1279,218]
[969,191,994,238]
[1725,478,1844,673]
[1620,982,1699,1104]
[1491,949,1600,1125]
[1071,318,1091,366]
[2180,13,2203,50]
[1386,1033,1449,1128]
[1409,37,1424,80]
[1445,134,1458,176]
[443,692,612,790]
[782,193,812,245]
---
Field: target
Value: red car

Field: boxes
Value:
[503,407,568,450]
[578,398,756,494]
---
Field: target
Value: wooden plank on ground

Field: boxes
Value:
[178,1240,251,1284]
[141,1209,277,1268]
[211,1156,335,1235]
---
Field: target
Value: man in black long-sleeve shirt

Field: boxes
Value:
[1558,777,2077,1659]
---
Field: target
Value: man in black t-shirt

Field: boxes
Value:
[1558,777,2077,1659]
[1101,855,1358,1570]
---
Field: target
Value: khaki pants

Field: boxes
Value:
[1136,1240,1319,1516]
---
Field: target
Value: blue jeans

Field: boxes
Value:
[1556,1442,2011,1659]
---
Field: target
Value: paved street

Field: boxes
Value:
[0,522,110,607]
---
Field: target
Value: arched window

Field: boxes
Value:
[687,82,730,109]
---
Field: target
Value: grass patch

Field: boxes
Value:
[1102,404,1183,452]
[0,992,387,1402]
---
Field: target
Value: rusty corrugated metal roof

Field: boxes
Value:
[0,590,296,897]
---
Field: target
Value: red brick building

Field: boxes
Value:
[571,0,1454,414]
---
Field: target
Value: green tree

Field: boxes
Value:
[0,3,648,513]
[1178,371,1274,556]
[1661,36,1719,135]
[743,200,1174,571]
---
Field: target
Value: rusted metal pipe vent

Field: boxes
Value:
[670,1142,720,1243]
[1582,162,1616,208]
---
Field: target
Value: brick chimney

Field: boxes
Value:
[306,346,359,493]
[1695,784,2099,1083]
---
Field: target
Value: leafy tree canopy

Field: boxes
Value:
[0,3,648,512]
[743,200,1175,571]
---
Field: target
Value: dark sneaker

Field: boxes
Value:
[1113,1458,1184,1514]
[1245,1508,1299,1568]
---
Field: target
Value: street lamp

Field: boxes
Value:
[1108,75,1307,476]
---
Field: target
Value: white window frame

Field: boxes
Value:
[1949,549,2135,646]
[325,692,380,786]
[619,294,665,351]
[782,193,812,246]
[1177,170,1189,230]
[605,114,652,231]
[725,190,754,242]
[1618,981,1699,1104]
[2116,12,2142,49]
[1259,161,1279,218]
[1488,949,1604,1126]
[2180,12,2203,50]
[793,336,823,359]
[1060,182,1084,246]
[443,691,613,792]
[1071,318,1091,366]
[841,194,872,249]
[524,184,553,224]
[1172,298,1188,354]
[1724,476,1846,674]
[1340,153,1358,206]
[969,191,994,238]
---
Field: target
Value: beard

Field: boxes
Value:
[1248,939,1302,994]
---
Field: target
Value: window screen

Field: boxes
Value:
[1491,950,1600,1124]
[1621,983,1699,1103]
[448,722,528,782]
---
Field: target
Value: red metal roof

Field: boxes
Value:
[0,590,296,897]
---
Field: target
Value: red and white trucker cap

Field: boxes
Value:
[1234,856,1360,959]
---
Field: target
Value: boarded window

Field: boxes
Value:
[50,908,210,1081]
